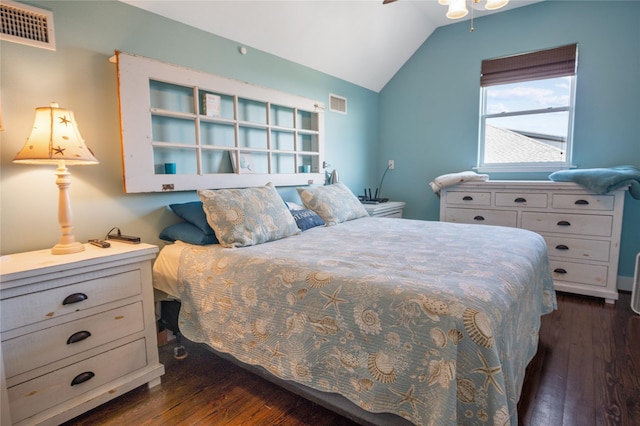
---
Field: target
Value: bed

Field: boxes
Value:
[152,183,556,425]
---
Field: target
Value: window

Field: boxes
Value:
[478,44,578,172]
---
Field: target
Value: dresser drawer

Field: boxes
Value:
[495,192,547,208]
[521,212,613,237]
[3,302,144,379]
[543,236,610,262]
[1,269,142,333]
[444,191,491,206]
[444,208,517,227]
[550,260,608,287]
[8,338,147,424]
[552,193,615,211]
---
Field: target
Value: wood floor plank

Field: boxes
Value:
[611,294,640,425]
[62,292,639,426]
[521,293,570,426]
[563,295,597,426]
[592,298,624,426]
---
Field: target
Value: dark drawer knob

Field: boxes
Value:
[462,196,473,201]
[555,244,569,251]
[67,330,92,345]
[62,293,88,305]
[473,216,485,221]
[514,197,527,203]
[557,220,571,227]
[554,268,567,274]
[70,371,95,386]
[575,199,589,205]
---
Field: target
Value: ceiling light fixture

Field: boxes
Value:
[439,0,509,19]
[384,0,509,31]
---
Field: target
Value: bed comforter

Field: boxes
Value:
[174,218,556,425]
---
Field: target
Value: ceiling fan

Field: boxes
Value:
[383,0,510,20]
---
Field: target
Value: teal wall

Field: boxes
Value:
[379,1,640,281]
[1,1,638,284]
[0,1,377,254]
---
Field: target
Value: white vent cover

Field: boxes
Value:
[1,0,55,51]
[329,93,347,114]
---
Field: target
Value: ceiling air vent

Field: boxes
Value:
[1,0,55,50]
[329,94,347,114]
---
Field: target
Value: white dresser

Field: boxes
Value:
[363,201,406,218]
[0,242,165,425]
[440,181,626,304]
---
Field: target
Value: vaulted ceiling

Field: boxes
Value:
[121,0,542,92]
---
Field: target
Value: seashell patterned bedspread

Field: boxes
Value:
[175,217,556,425]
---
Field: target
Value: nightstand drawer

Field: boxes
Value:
[3,302,144,379]
[444,208,517,227]
[495,192,547,208]
[1,269,142,333]
[521,212,613,236]
[552,193,615,211]
[444,191,491,206]
[543,236,610,262]
[7,338,147,424]
[550,260,608,287]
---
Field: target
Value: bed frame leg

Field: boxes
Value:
[160,300,189,360]
[173,332,188,360]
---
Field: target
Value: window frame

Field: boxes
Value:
[476,44,578,173]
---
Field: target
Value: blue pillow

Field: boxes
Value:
[290,208,325,231]
[169,201,214,235]
[159,222,218,245]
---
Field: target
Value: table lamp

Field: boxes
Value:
[13,102,98,254]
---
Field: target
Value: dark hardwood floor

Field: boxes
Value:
[63,292,639,426]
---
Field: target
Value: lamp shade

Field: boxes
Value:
[13,103,98,165]
[447,0,469,19]
[484,0,509,10]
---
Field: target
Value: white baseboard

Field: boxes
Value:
[618,275,633,292]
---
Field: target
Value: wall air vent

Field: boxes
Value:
[329,94,347,114]
[1,0,55,50]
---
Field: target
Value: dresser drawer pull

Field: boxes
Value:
[473,216,485,221]
[62,293,88,305]
[557,220,571,227]
[70,371,95,386]
[555,244,569,251]
[67,330,92,345]
[574,199,590,205]
[553,268,567,274]
[514,197,527,203]
[462,196,473,201]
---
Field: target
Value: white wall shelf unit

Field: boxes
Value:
[115,51,325,193]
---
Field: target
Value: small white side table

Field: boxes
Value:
[363,201,405,218]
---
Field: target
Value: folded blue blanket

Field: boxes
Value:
[549,165,640,200]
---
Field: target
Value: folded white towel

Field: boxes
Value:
[429,171,489,195]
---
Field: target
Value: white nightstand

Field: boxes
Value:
[363,201,406,218]
[0,242,165,425]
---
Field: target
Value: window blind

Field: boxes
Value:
[481,43,578,87]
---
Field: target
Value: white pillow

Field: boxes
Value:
[297,182,369,226]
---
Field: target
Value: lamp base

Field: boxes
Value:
[52,241,85,255]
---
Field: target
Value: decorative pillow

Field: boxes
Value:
[198,183,300,248]
[169,201,213,235]
[159,222,219,245]
[296,182,369,226]
[290,208,325,231]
